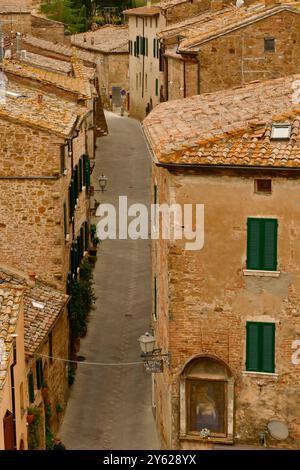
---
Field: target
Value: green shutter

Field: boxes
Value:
[79,158,83,192]
[60,145,65,174]
[247,218,277,271]
[136,35,139,55]
[35,359,43,390]
[154,184,157,205]
[263,219,277,271]
[246,322,275,373]
[247,218,261,270]
[145,37,148,56]
[246,322,260,371]
[155,79,159,97]
[83,155,90,189]
[134,41,137,56]
[85,222,89,251]
[261,323,275,373]
[28,371,34,403]
[153,38,156,57]
[74,165,79,200]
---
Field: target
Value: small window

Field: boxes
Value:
[145,74,148,92]
[264,38,275,52]
[271,124,291,140]
[155,78,159,97]
[246,322,275,373]
[255,179,272,194]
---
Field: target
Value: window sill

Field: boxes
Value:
[180,434,233,444]
[243,269,280,278]
[242,371,278,379]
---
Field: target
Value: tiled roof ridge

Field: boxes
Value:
[180,3,300,50]
[3,59,91,99]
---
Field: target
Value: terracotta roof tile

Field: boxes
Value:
[3,59,91,99]
[0,81,87,138]
[20,51,72,75]
[71,25,129,53]
[22,35,96,64]
[0,285,24,390]
[177,4,300,51]
[143,74,300,168]
[0,267,68,357]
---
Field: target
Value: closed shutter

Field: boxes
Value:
[63,202,67,237]
[153,38,156,57]
[145,37,148,56]
[85,222,89,251]
[246,322,275,373]
[261,323,275,373]
[247,218,261,270]
[60,145,65,174]
[83,155,90,189]
[155,79,158,97]
[3,411,15,450]
[136,35,139,55]
[134,41,137,57]
[263,219,277,271]
[247,218,277,271]
[74,165,79,201]
[35,359,43,389]
[28,371,34,403]
[66,271,72,295]
[246,322,259,371]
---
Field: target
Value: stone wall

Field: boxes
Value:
[0,118,88,291]
[0,13,32,36]
[31,15,65,43]
[167,10,300,97]
[153,166,300,449]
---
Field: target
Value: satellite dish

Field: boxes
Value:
[267,420,289,441]
[236,0,244,7]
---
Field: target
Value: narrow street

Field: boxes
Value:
[60,112,159,450]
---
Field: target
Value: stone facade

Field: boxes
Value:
[125,0,214,120]
[163,4,300,100]
[31,15,65,44]
[151,164,300,450]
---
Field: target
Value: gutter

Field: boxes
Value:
[0,175,59,180]
[10,339,17,450]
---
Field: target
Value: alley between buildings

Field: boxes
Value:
[60,112,159,450]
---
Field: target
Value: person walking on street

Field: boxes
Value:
[52,436,66,450]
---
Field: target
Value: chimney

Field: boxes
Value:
[27,271,36,286]
[91,36,94,45]
[211,0,224,11]
[37,94,43,104]
[83,34,87,43]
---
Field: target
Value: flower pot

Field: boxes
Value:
[27,414,34,425]
[41,387,49,400]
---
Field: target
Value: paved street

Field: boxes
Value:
[60,112,159,450]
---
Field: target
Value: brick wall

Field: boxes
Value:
[153,167,300,449]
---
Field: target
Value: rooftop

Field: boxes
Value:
[22,35,96,64]
[0,285,24,390]
[0,266,68,357]
[19,51,72,75]
[0,81,87,138]
[176,3,300,52]
[124,0,193,15]
[143,74,300,168]
[3,58,91,99]
[71,25,129,54]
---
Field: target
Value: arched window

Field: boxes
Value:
[180,356,234,442]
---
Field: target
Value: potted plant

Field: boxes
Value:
[27,409,35,425]
[56,403,63,414]
[41,382,49,401]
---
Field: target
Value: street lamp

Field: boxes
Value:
[98,173,108,192]
[138,332,170,362]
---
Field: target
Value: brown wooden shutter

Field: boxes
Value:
[3,410,15,450]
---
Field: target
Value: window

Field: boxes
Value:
[255,179,272,194]
[271,124,291,140]
[247,218,278,271]
[145,74,148,92]
[153,275,157,321]
[27,371,34,403]
[155,78,159,97]
[153,38,156,58]
[136,35,140,55]
[83,154,90,189]
[63,201,68,237]
[264,37,275,52]
[60,145,66,175]
[35,358,43,389]
[246,322,275,373]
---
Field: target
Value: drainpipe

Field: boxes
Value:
[10,337,17,450]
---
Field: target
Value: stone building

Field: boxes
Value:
[124,0,247,119]
[71,25,129,110]
[0,79,91,291]
[0,285,28,450]
[159,2,300,100]
[143,74,300,449]
[0,266,68,449]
